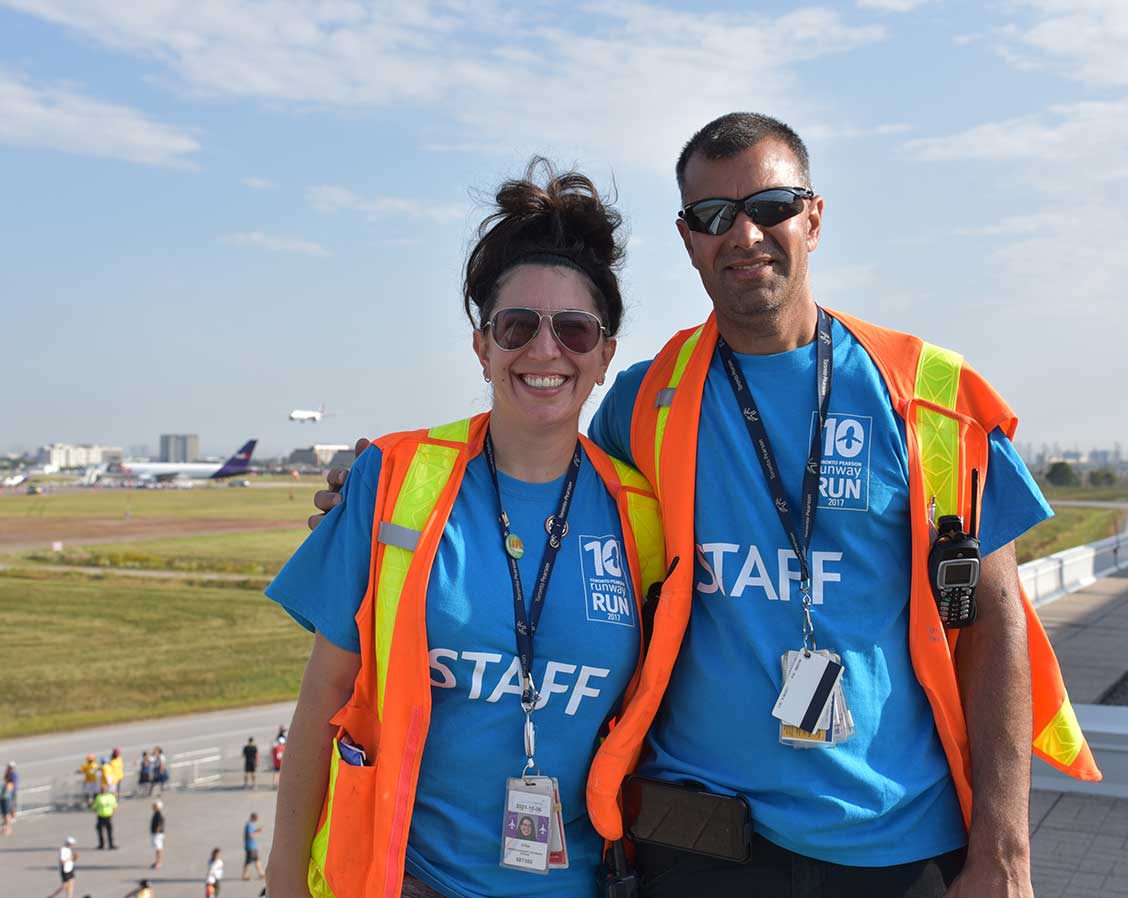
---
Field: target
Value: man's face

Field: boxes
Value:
[677,139,823,328]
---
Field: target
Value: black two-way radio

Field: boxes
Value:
[927,468,981,628]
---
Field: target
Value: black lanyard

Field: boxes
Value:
[483,429,582,709]
[716,306,833,590]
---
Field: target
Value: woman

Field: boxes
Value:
[264,161,662,898]
[205,847,223,897]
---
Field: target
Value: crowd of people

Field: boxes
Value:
[10,728,288,898]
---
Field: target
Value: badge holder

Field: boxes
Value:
[500,680,568,874]
[772,581,854,749]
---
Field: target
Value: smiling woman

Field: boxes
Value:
[263,159,664,898]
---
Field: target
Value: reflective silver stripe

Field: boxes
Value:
[377,520,421,551]
[655,388,676,408]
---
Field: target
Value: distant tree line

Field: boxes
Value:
[1042,462,1121,489]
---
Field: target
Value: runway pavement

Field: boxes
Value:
[0,703,294,898]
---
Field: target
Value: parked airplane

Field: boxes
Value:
[120,440,257,482]
[289,404,326,423]
[1,473,27,487]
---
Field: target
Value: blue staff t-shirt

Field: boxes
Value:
[589,318,1051,867]
[267,444,640,898]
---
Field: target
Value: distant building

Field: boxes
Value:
[159,433,199,463]
[328,449,358,469]
[36,443,123,469]
[289,444,350,467]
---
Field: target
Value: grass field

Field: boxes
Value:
[20,528,307,576]
[1040,485,1128,503]
[1016,506,1126,564]
[0,569,311,738]
[0,483,315,522]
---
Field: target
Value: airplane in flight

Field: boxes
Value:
[289,404,326,423]
[120,440,257,483]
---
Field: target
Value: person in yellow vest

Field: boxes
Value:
[268,160,664,898]
[314,115,1099,898]
[92,785,118,850]
[76,754,99,808]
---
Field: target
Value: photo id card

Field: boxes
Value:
[501,776,554,874]
[772,649,843,733]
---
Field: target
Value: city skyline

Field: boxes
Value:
[2,0,1126,455]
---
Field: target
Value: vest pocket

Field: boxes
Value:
[309,736,377,898]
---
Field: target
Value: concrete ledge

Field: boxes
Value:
[1021,530,1128,608]
[1032,704,1128,798]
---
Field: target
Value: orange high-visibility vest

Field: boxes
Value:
[306,412,664,898]
[586,308,1100,840]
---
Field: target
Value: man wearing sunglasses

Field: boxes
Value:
[312,114,1087,898]
[581,113,1069,898]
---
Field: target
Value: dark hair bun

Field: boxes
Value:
[464,157,625,336]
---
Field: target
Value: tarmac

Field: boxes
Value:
[1,574,1126,898]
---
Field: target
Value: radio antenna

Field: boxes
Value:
[969,468,980,538]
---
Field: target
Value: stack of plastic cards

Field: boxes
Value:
[777,650,854,749]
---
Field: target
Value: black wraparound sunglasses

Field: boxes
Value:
[679,187,816,236]
[484,307,608,354]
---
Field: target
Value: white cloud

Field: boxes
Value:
[857,0,930,11]
[804,122,912,141]
[0,1,888,174]
[0,70,200,167]
[242,176,276,190]
[998,0,1128,86]
[902,98,1128,166]
[221,231,329,256]
[307,184,466,224]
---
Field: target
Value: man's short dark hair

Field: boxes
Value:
[676,113,811,196]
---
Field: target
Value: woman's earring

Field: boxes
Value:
[483,369,491,383]
[597,372,606,386]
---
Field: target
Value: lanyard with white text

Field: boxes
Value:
[716,306,833,649]
[483,429,582,710]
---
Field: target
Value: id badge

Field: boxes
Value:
[777,650,849,749]
[501,776,554,874]
[772,649,843,732]
[548,778,569,869]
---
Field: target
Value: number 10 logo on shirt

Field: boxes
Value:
[810,413,872,512]
[579,535,636,627]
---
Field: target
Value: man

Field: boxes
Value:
[241,737,258,789]
[48,835,78,898]
[241,812,265,880]
[76,754,99,808]
[149,800,165,869]
[310,114,1097,897]
[92,785,117,850]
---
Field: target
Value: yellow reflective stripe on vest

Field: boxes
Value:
[610,458,664,593]
[654,326,704,496]
[914,342,963,518]
[307,741,342,898]
[428,418,471,443]
[1033,696,1085,767]
[376,422,470,718]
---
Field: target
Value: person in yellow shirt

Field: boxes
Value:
[109,749,125,798]
[99,756,116,794]
[76,754,99,808]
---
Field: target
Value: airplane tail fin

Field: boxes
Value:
[211,440,257,479]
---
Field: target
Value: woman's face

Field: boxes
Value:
[519,817,535,838]
[473,265,616,436]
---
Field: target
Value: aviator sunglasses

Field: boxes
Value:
[679,186,816,236]
[484,307,608,354]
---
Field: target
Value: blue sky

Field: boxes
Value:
[1,0,1124,459]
